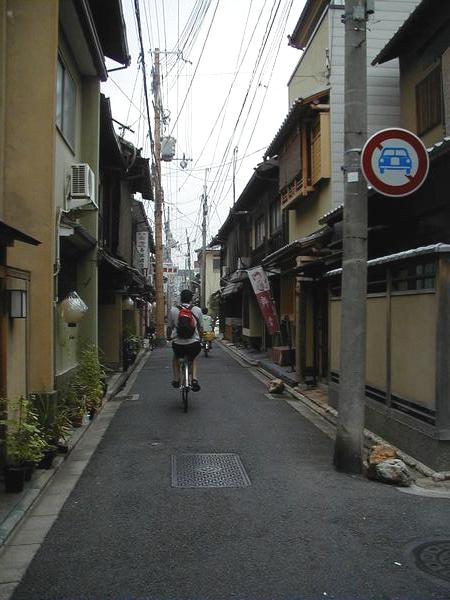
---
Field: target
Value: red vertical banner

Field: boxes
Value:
[247,266,280,335]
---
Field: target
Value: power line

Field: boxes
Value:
[168,0,220,137]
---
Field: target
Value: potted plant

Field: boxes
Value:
[1,397,48,491]
[122,333,142,369]
[29,393,71,467]
[74,345,106,419]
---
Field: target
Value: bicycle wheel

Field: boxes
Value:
[182,387,188,412]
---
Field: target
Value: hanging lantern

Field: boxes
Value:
[60,291,88,327]
[122,296,134,311]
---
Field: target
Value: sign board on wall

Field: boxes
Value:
[247,266,280,335]
[136,231,149,270]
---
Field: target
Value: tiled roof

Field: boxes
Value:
[264,89,329,158]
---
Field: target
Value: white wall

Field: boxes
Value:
[328,0,419,209]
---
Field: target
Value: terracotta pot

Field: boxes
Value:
[71,414,83,428]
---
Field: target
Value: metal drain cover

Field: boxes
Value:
[413,540,450,583]
[172,453,251,488]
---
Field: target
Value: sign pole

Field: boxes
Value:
[333,0,368,473]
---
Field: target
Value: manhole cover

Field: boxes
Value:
[172,453,251,488]
[413,540,450,583]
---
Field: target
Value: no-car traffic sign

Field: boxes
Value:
[361,128,429,197]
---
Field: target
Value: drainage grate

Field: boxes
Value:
[172,453,251,488]
[413,540,450,583]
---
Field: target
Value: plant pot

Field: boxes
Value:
[4,466,25,493]
[22,461,35,482]
[88,407,96,420]
[37,449,56,470]
[71,414,84,428]
[57,442,69,454]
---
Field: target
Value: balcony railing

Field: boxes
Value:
[280,175,303,210]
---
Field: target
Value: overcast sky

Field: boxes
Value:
[102,0,305,267]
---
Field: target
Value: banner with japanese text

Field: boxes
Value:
[247,266,280,335]
[136,231,149,270]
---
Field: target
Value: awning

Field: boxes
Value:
[99,250,147,286]
[0,220,41,247]
[263,226,331,267]
[221,282,244,297]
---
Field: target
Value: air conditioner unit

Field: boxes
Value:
[68,164,97,210]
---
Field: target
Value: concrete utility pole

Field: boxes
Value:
[333,0,369,473]
[153,48,165,341]
[201,171,208,307]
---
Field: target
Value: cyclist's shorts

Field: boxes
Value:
[172,341,202,360]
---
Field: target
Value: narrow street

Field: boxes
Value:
[3,344,450,600]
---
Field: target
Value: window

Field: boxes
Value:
[269,201,281,234]
[255,216,265,247]
[56,57,76,148]
[213,257,220,271]
[416,67,442,135]
[367,265,387,295]
[391,260,436,292]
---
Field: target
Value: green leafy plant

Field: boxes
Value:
[71,344,106,413]
[0,397,48,466]
[29,393,71,448]
[123,333,143,355]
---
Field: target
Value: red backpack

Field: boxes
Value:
[176,304,197,338]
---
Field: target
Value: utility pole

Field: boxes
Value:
[232,146,238,205]
[201,171,208,307]
[333,0,369,473]
[186,230,192,291]
[153,48,165,342]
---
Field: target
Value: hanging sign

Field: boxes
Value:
[247,266,280,335]
[136,231,149,270]
[361,128,429,197]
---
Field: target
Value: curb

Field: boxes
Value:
[219,340,450,484]
[0,349,150,547]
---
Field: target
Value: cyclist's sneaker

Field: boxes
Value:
[191,379,201,392]
[171,380,180,388]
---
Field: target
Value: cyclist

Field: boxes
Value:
[201,307,214,349]
[167,289,203,392]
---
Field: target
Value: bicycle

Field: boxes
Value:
[178,355,192,413]
[201,331,215,357]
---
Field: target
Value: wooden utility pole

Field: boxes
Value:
[153,49,165,341]
[201,172,208,307]
[333,0,368,473]
[186,230,192,291]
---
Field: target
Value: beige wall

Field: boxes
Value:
[5,274,27,400]
[4,1,59,392]
[54,51,100,369]
[400,55,445,146]
[288,12,329,105]
[205,252,220,309]
[98,297,122,365]
[366,297,387,389]
[331,292,437,409]
[391,293,436,408]
[289,182,331,240]
[0,1,6,218]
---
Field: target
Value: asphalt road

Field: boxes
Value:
[10,344,450,600]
